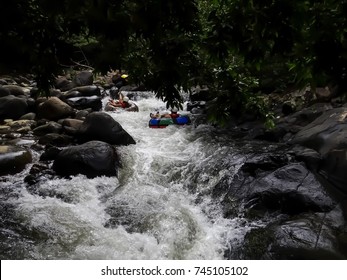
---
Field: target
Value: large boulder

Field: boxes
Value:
[0,95,28,120]
[221,161,336,218]
[73,71,94,86]
[52,140,119,178]
[244,163,336,214]
[77,112,136,145]
[292,107,347,193]
[0,145,32,175]
[238,210,346,260]
[63,85,102,111]
[37,97,75,120]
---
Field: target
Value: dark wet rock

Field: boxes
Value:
[290,145,322,171]
[1,85,27,97]
[52,140,119,178]
[63,126,79,136]
[244,163,336,215]
[65,85,101,97]
[65,95,102,111]
[291,107,347,152]
[0,95,28,120]
[55,76,75,91]
[62,118,83,131]
[75,109,92,120]
[320,149,347,195]
[62,85,102,111]
[40,146,62,161]
[49,89,63,98]
[0,86,11,97]
[33,121,62,136]
[215,149,290,198]
[61,118,84,136]
[222,162,336,218]
[252,124,288,142]
[229,206,347,260]
[292,107,347,194]
[238,151,290,176]
[24,162,55,186]
[0,145,32,175]
[272,103,334,141]
[37,97,75,120]
[73,71,93,87]
[38,133,74,146]
[63,90,81,99]
[77,112,136,145]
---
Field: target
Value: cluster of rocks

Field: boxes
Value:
[0,71,136,182]
[207,88,347,259]
[215,144,347,259]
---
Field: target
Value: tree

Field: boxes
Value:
[1,0,347,124]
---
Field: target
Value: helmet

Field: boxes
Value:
[123,96,129,102]
[121,74,128,79]
[171,108,178,113]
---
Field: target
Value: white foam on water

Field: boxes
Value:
[8,95,251,259]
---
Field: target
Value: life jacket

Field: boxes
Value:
[121,101,130,108]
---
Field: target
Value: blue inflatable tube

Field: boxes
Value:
[149,115,191,128]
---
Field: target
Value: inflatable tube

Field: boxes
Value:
[149,115,191,128]
[105,101,139,112]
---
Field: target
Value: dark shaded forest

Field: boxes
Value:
[1,0,347,124]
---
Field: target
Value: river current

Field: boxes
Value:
[0,93,258,260]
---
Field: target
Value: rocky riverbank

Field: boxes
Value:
[1,71,347,259]
[0,71,136,180]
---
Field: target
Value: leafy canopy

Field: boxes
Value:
[1,0,347,123]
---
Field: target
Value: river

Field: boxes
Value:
[0,93,259,260]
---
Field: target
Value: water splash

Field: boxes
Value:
[1,94,252,260]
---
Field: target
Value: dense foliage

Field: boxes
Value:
[1,0,347,123]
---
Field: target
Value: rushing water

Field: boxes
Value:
[0,93,256,260]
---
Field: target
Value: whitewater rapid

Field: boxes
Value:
[1,94,252,260]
